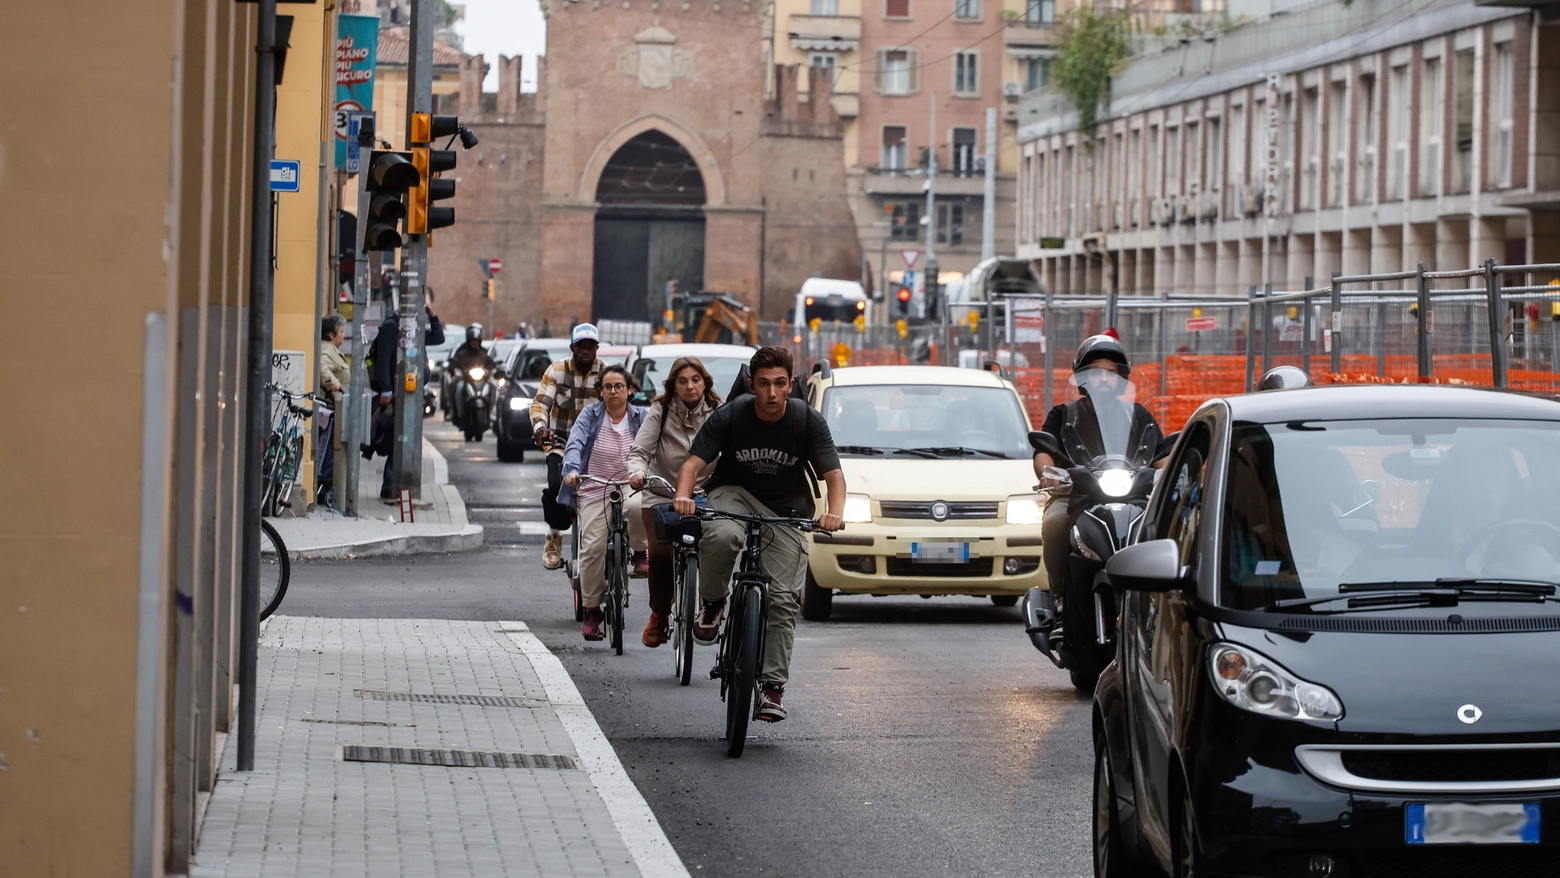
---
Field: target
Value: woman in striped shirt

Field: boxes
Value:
[560,365,650,641]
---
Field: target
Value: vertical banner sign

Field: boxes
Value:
[334,14,379,169]
[1264,74,1281,218]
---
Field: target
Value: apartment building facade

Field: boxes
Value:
[1014,0,1559,299]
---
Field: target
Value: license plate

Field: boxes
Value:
[910,541,969,563]
[1405,803,1540,845]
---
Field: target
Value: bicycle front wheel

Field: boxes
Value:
[674,554,698,685]
[609,533,627,656]
[258,520,290,620]
[724,585,763,758]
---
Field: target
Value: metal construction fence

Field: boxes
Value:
[766,260,1560,432]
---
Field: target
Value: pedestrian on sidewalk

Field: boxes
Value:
[318,314,352,505]
[530,323,604,567]
[560,364,650,640]
[364,304,445,501]
[626,356,720,647]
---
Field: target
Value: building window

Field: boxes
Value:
[1025,0,1054,26]
[952,127,978,175]
[1299,88,1318,210]
[885,0,910,18]
[1327,83,1346,207]
[1387,65,1409,200]
[1355,75,1375,204]
[887,200,921,240]
[955,51,979,95]
[1187,120,1202,196]
[1453,50,1474,194]
[1207,116,1222,195]
[1228,105,1244,213]
[1494,42,1515,189]
[811,0,838,14]
[1128,127,1142,226]
[1166,124,1181,196]
[937,202,965,245]
[809,53,840,86]
[955,0,979,19]
[876,49,919,94]
[882,125,908,170]
[1025,58,1050,91]
[1421,57,1442,197]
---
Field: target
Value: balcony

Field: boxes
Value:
[1004,18,1056,58]
[862,167,988,196]
[787,15,861,52]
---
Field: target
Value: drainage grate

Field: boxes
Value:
[343,746,579,771]
[354,689,547,708]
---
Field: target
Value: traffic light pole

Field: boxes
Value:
[343,160,372,517]
[391,0,435,500]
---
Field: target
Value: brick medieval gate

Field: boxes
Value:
[591,130,706,322]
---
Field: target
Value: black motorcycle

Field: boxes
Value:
[1022,373,1167,693]
[451,363,497,441]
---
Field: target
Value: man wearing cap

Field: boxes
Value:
[531,323,605,569]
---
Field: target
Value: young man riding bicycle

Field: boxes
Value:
[560,364,650,641]
[673,346,846,722]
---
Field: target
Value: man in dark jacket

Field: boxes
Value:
[366,304,445,500]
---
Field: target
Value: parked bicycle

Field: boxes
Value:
[698,506,821,757]
[578,475,638,655]
[258,519,289,621]
[261,384,317,518]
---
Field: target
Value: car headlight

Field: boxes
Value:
[1098,469,1134,497]
[842,493,873,523]
[1006,494,1043,525]
[1208,643,1344,721]
[469,367,486,381]
[508,397,529,411]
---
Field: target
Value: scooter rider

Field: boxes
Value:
[531,324,605,570]
[1032,334,1167,616]
[447,324,497,421]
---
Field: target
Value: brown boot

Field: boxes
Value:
[641,611,669,648]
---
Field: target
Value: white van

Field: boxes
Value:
[794,278,870,327]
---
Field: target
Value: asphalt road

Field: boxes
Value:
[283,419,1095,877]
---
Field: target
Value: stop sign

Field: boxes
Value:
[487,258,502,276]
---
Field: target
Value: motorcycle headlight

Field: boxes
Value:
[1208,643,1344,721]
[1098,469,1134,497]
[469,367,486,381]
[842,494,873,523]
[508,397,529,411]
[1006,494,1043,525]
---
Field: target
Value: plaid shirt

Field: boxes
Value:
[529,357,603,453]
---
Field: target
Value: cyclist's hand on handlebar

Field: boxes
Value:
[673,495,696,516]
[817,513,844,533]
[628,473,645,490]
[563,473,579,488]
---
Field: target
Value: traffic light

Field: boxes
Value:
[895,285,911,316]
[408,113,467,236]
[363,150,418,250]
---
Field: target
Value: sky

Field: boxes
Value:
[456,0,548,92]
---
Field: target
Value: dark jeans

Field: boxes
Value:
[541,452,574,532]
[381,458,394,495]
[640,506,674,616]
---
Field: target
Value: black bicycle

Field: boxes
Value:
[642,479,701,685]
[258,519,289,621]
[579,475,636,655]
[698,507,821,757]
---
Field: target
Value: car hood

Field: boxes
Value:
[840,456,1035,501]
[1222,623,1560,736]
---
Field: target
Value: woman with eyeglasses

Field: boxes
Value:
[560,364,650,641]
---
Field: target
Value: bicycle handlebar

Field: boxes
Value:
[695,507,823,533]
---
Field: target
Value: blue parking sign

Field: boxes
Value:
[270,160,301,193]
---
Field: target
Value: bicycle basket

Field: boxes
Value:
[651,501,703,544]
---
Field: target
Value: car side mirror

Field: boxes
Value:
[1028,431,1065,460]
[1106,539,1189,592]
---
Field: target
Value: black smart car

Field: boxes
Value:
[1095,384,1560,878]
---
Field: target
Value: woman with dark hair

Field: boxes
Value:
[627,357,722,647]
[560,364,650,641]
[317,314,352,504]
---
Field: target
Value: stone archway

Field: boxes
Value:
[590,129,709,322]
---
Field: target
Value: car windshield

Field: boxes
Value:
[821,384,1031,459]
[1221,418,1560,611]
[635,355,751,401]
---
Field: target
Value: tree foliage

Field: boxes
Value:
[1054,6,1132,145]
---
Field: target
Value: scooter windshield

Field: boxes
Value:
[1063,367,1153,467]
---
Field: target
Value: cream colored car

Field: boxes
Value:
[800,365,1048,620]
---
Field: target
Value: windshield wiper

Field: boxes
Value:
[890,448,941,459]
[899,446,1010,459]
[835,444,888,456]
[1268,579,1559,612]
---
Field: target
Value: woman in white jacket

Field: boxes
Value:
[627,357,721,647]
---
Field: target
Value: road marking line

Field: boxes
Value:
[498,621,690,878]
[516,521,551,535]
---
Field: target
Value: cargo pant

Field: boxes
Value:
[698,485,810,687]
[1041,494,1071,594]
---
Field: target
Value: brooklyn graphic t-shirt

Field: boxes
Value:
[690,397,841,518]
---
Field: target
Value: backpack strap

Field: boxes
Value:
[789,398,821,500]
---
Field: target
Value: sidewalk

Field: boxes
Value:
[267,439,483,559]
[190,617,689,878]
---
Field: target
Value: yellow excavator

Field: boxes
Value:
[653,292,760,346]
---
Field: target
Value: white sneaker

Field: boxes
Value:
[543,533,563,570]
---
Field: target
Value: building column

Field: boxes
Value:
[1371,224,1404,274]
[1237,238,1261,293]
[1156,245,1174,296]
[1343,228,1372,276]
[1175,243,1196,294]
[1437,217,1471,272]
[1216,240,1239,297]
[1405,222,1437,273]
[1194,242,1215,297]
[1315,231,1343,284]
[1472,216,1507,266]
[1287,233,1315,290]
